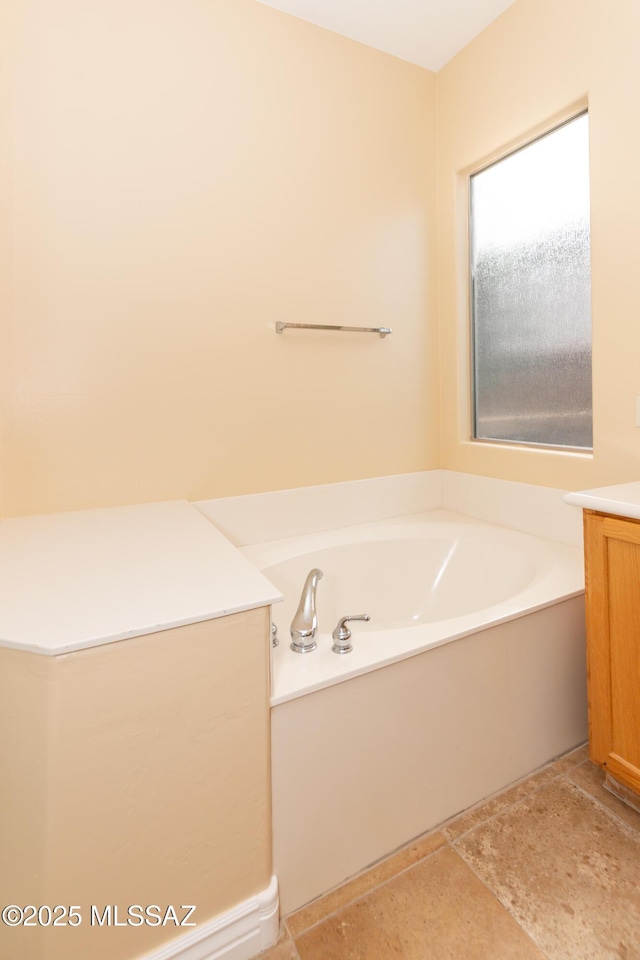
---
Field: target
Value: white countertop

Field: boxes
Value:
[0,501,281,656]
[564,481,640,520]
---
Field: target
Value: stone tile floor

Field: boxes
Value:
[259,745,640,959]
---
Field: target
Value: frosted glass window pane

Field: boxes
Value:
[471,113,592,448]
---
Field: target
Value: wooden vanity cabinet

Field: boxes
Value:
[584,509,640,794]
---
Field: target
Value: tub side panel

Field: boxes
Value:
[272,596,587,914]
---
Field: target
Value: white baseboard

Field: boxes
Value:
[138,876,279,960]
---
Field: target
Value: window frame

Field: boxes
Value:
[467,108,593,454]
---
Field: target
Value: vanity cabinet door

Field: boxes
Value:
[584,510,640,793]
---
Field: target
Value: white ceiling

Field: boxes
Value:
[256,0,517,71]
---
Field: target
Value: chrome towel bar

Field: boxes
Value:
[276,321,392,339]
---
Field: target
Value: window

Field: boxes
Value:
[470,112,592,449]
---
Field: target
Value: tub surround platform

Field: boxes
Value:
[564,481,640,519]
[197,470,583,549]
[0,471,584,657]
[0,501,281,655]
[194,471,444,546]
[443,471,582,548]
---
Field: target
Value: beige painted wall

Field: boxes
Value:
[437,0,640,489]
[0,609,271,960]
[0,651,49,960]
[4,0,640,514]
[0,0,438,518]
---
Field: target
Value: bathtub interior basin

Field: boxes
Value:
[261,532,536,635]
[241,510,585,706]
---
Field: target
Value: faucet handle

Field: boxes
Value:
[331,614,370,654]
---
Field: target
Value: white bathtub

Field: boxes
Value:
[242,510,585,706]
[243,509,588,914]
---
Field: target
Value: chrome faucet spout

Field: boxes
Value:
[290,568,323,653]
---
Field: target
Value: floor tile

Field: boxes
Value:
[287,830,445,937]
[455,777,640,960]
[569,760,640,833]
[294,846,546,960]
[259,926,298,960]
[442,766,557,841]
[549,743,590,774]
